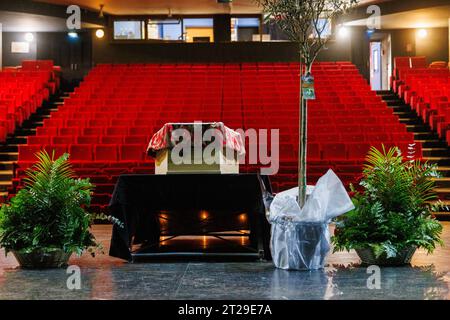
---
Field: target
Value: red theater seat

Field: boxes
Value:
[14,62,420,206]
[70,145,93,161]
[348,143,371,161]
[322,143,347,160]
[120,145,145,161]
[95,145,118,161]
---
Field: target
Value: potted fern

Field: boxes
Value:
[0,150,99,268]
[332,146,444,266]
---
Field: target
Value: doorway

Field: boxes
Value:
[370,41,382,91]
[369,33,392,91]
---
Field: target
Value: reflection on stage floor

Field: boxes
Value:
[0,223,449,300]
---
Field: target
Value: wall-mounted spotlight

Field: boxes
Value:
[95,29,105,39]
[337,26,350,38]
[24,33,34,42]
[68,32,79,39]
[417,29,428,39]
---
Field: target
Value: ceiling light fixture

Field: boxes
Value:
[99,4,105,18]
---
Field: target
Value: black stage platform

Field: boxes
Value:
[108,174,272,261]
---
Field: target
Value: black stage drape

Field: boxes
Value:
[108,174,272,261]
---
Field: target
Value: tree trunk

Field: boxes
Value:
[298,60,308,208]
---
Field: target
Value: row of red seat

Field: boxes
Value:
[12,62,419,205]
[392,59,450,146]
[0,60,59,143]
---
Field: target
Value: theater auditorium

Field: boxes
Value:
[0,0,449,301]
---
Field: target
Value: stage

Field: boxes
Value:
[0,223,449,300]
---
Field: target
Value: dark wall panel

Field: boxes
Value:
[390,29,416,58]
[415,27,449,64]
[2,32,37,66]
[92,29,352,65]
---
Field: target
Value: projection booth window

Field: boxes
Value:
[114,21,145,40]
[147,19,183,41]
[231,18,261,42]
[147,18,213,42]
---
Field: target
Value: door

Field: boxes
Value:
[370,41,382,91]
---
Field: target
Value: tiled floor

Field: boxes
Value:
[0,223,449,300]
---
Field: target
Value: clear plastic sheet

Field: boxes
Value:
[268,170,354,270]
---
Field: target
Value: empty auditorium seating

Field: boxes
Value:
[393,57,450,145]
[13,62,420,211]
[0,61,59,143]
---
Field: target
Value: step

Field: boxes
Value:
[399,118,421,125]
[0,145,19,153]
[434,212,450,221]
[428,200,450,206]
[0,162,15,171]
[394,111,413,116]
[376,90,392,95]
[424,157,450,161]
[435,188,450,200]
[423,157,450,166]
[390,105,411,112]
[416,140,448,148]
[6,137,28,145]
[422,148,450,157]
[406,125,429,132]
[413,132,439,140]
[0,152,19,161]
[431,177,450,188]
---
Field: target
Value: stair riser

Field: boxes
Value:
[422,149,450,157]
[437,170,450,178]
[0,173,13,181]
[421,141,448,148]
[0,146,19,153]
[429,159,450,166]
[407,127,430,133]
[0,154,18,162]
[0,185,11,192]
[399,119,422,125]
[414,133,439,140]
[391,106,411,112]
[0,163,14,171]
[434,180,450,188]
[438,192,450,200]
[6,138,28,145]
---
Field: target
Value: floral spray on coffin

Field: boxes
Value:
[268,170,354,270]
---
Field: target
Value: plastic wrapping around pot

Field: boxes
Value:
[271,220,330,270]
[268,169,354,270]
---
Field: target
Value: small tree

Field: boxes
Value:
[257,0,358,207]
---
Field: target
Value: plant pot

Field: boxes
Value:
[12,249,72,269]
[355,246,416,266]
[271,221,330,270]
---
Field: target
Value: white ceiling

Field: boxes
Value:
[0,11,101,32]
[35,0,259,15]
[346,5,450,29]
[34,0,380,15]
